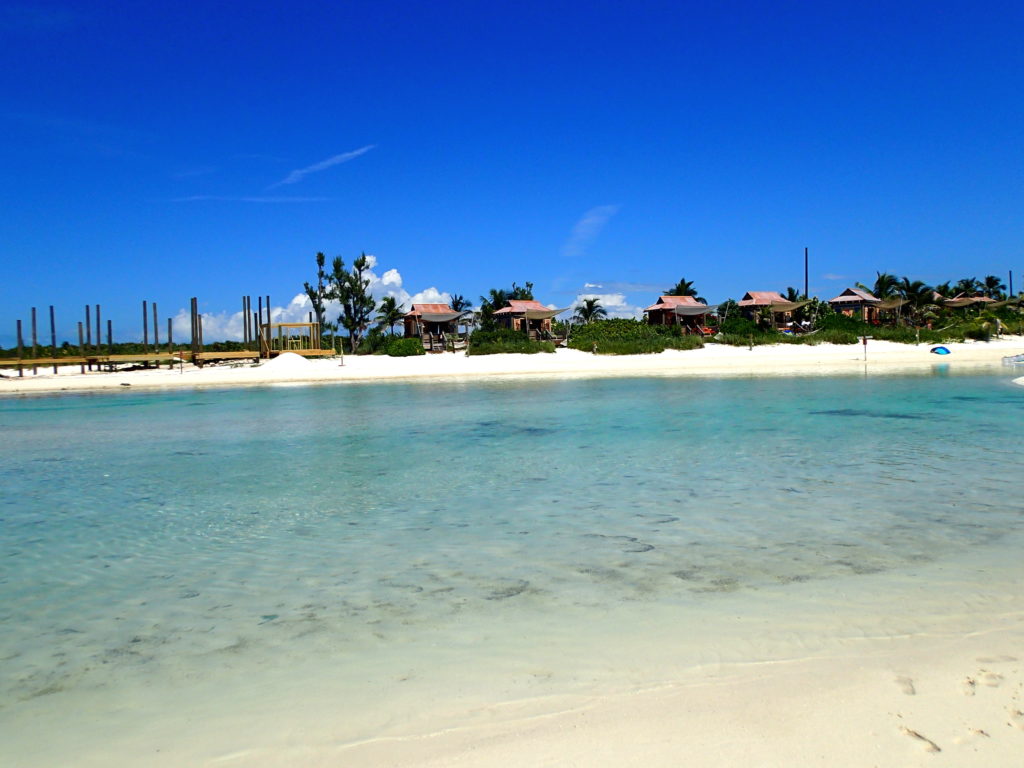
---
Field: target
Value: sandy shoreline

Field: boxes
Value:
[336,629,1024,768]
[3,337,1024,395]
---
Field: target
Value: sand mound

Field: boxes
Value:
[260,352,314,371]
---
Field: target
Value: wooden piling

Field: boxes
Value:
[84,305,92,369]
[189,298,198,359]
[31,307,38,374]
[49,305,57,373]
[16,319,24,377]
[152,302,159,366]
[77,322,85,373]
[143,300,149,357]
[96,305,102,359]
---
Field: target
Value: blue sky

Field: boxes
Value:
[2,0,1021,343]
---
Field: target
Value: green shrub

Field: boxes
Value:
[384,337,426,356]
[779,329,860,345]
[815,314,869,333]
[568,319,705,354]
[964,326,991,342]
[663,335,705,351]
[718,317,759,335]
[570,318,661,343]
[467,329,554,355]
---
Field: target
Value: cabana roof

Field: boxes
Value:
[828,287,879,304]
[738,291,788,307]
[404,303,466,323]
[643,295,707,312]
[493,300,569,320]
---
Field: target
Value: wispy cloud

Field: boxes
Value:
[268,145,376,188]
[172,195,330,203]
[561,205,620,258]
[578,280,666,294]
[822,273,847,281]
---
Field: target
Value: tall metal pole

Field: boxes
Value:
[804,247,809,299]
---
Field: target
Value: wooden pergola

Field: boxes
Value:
[259,321,332,358]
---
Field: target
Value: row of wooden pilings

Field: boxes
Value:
[9,295,280,376]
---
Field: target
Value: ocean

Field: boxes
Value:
[2,371,1023,764]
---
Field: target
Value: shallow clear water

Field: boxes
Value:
[1,372,1023,760]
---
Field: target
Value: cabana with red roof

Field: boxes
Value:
[402,303,467,343]
[643,295,714,334]
[737,291,810,329]
[828,287,880,322]
[493,299,568,338]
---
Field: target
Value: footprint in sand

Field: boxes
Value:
[1009,708,1024,730]
[977,655,1018,663]
[901,726,941,753]
[962,677,977,696]
[895,676,916,695]
[951,728,991,745]
[980,671,1004,687]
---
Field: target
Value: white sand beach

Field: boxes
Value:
[3,337,1024,395]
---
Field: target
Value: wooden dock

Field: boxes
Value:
[5,295,339,378]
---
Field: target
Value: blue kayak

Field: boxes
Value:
[930,346,951,355]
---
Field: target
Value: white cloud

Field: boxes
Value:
[561,205,620,258]
[169,259,452,341]
[571,292,643,319]
[409,287,452,306]
[822,273,847,281]
[268,145,376,188]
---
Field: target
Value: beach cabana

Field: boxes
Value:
[737,291,810,329]
[643,296,715,334]
[828,287,880,322]
[493,300,568,339]
[403,303,467,350]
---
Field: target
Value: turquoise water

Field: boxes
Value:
[1,372,1023,762]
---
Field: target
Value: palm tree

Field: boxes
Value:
[783,286,806,302]
[954,277,982,297]
[933,281,953,299]
[898,277,935,324]
[450,294,471,312]
[375,296,404,335]
[857,271,899,299]
[665,277,706,303]
[982,275,1007,299]
[573,297,607,324]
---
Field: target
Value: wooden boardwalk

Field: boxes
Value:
[1,347,335,376]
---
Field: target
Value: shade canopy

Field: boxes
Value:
[417,311,467,323]
[944,297,996,308]
[766,300,811,313]
[673,304,717,316]
[523,307,570,320]
[875,298,908,310]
